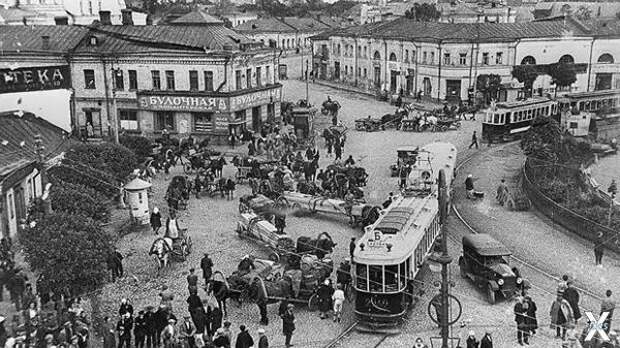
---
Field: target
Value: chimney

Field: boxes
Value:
[99,10,112,25]
[42,35,50,50]
[121,9,133,25]
[54,16,69,25]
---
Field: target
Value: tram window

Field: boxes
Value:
[544,106,549,115]
[405,257,411,278]
[493,113,500,124]
[385,265,398,291]
[528,109,533,119]
[356,264,368,291]
[500,114,505,124]
[369,265,383,292]
[400,261,407,284]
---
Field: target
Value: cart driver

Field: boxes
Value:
[238,255,256,276]
[165,212,181,240]
[343,190,356,224]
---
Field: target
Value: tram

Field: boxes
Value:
[481,98,558,142]
[558,89,620,113]
[352,142,457,332]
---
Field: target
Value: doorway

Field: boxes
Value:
[252,106,262,132]
[334,62,340,79]
[390,70,398,93]
[374,66,381,88]
[406,69,414,95]
[446,80,462,102]
[423,78,432,96]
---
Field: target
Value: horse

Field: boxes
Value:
[216,178,236,199]
[211,156,226,177]
[303,159,319,182]
[206,279,237,317]
[296,232,336,259]
[321,100,340,117]
[149,238,172,274]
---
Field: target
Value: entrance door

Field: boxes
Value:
[374,66,381,88]
[423,78,432,96]
[406,69,414,95]
[334,62,340,79]
[320,63,327,79]
[390,70,398,93]
[445,80,461,102]
[252,106,261,132]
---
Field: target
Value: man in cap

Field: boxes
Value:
[134,310,147,348]
[235,325,254,348]
[119,298,134,318]
[144,307,157,348]
[257,328,268,348]
[317,279,333,319]
[117,312,133,348]
[281,304,295,348]
[180,315,196,348]
[200,253,214,284]
[187,268,198,295]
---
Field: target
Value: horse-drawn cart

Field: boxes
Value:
[149,229,193,271]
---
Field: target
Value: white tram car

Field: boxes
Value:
[352,142,457,330]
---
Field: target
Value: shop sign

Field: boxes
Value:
[139,95,228,112]
[215,115,229,130]
[230,88,281,111]
[0,65,70,94]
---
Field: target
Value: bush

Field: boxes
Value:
[64,142,138,181]
[120,135,153,163]
[49,165,118,198]
[49,181,111,222]
[20,211,112,297]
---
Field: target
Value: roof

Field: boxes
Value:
[0,25,89,54]
[280,17,331,32]
[374,207,416,234]
[72,25,256,54]
[170,9,223,25]
[462,234,511,256]
[535,2,620,19]
[0,111,70,177]
[235,17,297,33]
[124,177,152,191]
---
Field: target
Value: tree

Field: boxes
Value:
[48,164,118,198]
[521,116,563,162]
[119,135,153,163]
[49,181,111,222]
[512,65,540,99]
[548,63,577,97]
[405,3,441,21]
[64,142,138,181]
[476,74,502,104]
[20,211,112,297]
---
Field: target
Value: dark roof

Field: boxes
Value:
[0,25,89,54]
[312,16,608,42]
[375,207,416,234]
[0,111,70,177]
[170,9,224,25]
[280,17,331,32]
[73,25,256,54]
[462,234,511,256]
[235,17,296,33]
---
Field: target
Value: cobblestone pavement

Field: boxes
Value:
[96,80,571,348]
[590,152,620,198]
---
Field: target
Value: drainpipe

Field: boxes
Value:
[354,36,358,86]
[384,38,388,91]
[437,41,443,101]
[414,42,419,96]
[468,40,475,91]
[586,38,595,92]
[216,55,231,92]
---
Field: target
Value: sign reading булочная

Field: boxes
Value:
[0,65,71,93]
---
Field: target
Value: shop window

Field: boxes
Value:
[151,70,161,90]
[193,112,213,133]
[235,70,242,90]
[165,70,175,90]
[114,70,124,90]
[119,109,138,131]
[128,70,137,90]
[459,53,467,65]
[155,111,174,131]
[189,70,199,91]
[84,69,95,89]
[256,67,262,87]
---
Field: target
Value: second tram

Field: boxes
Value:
[352,142,457,331]
[482,98,558,142]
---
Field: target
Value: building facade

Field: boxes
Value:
[311,17,620,102]
[235,17,333,51]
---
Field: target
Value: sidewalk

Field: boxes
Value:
[454,143,620,310]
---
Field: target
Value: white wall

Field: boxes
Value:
[0,89,72,132]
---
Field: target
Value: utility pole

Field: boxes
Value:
[437,171,452,348]
[305,59,309,103]
[34,133,51,214]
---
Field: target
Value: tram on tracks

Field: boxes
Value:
[559,88,620,113]
[352,142,457,332]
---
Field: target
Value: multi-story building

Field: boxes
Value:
[235,17,333,51]
[217,10,258,27]
[438,3,517,24]
[311,16,620,102]
[0,20,282,142]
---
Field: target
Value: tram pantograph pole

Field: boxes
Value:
[438,170,452,348]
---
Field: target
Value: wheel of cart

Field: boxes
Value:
[236,166,252,183]
[171,229,192,261]
[275,196,290,210]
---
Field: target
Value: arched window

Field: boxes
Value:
[357,46,361,57]
[363,46,367,57]
[282,39,285,48]
[389,52,397,61]
[405,50,409,62]
[598,53,614,64]
[559,54,575,64]
[374,51,381,60]
[521,56,536,65]
[337,44,341,55]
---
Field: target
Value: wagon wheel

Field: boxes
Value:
[308,293,319,311]
[268,252,280,263]
[275,196,289,210]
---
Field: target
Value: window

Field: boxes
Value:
[119,109,138,130]
[84,69,95,89]
[411,50,416,63]
[389,52,397,61]
[559,55,575,64]
[266,66,271,85]
[165,70,175,90]
[459,53,467,65]
[128,70,137,90]
[443,53,451,65]
[337,44,341,55]
[256,67,262,87]
[246,68,252,89]
[345,66,348,75]
[422,52,427,64]
[356,263,368,290]
[482,52,489,65]
[151,70,161,90]
[193,112,213,132]
[8,193,13,219]
[429,52,435,64]
[363,46,367,58]
[405,49,409,62]
[358,67,361,76]
[521,56,536,65]
[373,51,381,60]
[234,109,246,121]
[358,46,361,57]
[363,68,367,77]
[496,52,503,65]
[114,70,124,90]
[155,111,174,131]
[204,71,214,91]
[189,70,199,91]
[235,70,242,90]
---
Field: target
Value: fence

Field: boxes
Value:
[522,158,620,253]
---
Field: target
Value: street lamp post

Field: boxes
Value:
[306,59,310,103]
[608,180,617,226]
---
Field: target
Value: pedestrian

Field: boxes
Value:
[181,315,196,348]
[257,328,268,348]
[480,333,493,348]
[144,307,156,348]
[160,285,174,313]
[332,284,345,323]
[469,131,479,149]
[382,192,395,209]
[496,179,508,206]
[256,294,268,325]
[274,213,286,235]
[524,296,538,336]
[229,133,236,149]
[281,304,295,348]
[349,238,356,262]
[201,253,214,284]
[134,311,147,348]
[594,232,605,266]
[103,317,116,348]
[514,296,529,345]
[413,337,429,348]
[334,143,342,160]
[119,298,134,318]
[465,174,475,199]
[212,328,229,348]
[116,313,133,348]
[187,268,199,294]
[601,289,615,333]
[317,279,333,319]
[326,139,333,157]
[161,318,178,348]
[550,291,574,339]
[221,321,233,346]
[466,330,479,348]
[235,325,253,348]
[113,249,124,278]
[278,297,289,318]
[563,279,581,322]
[210,305,223,336]
[150,207,162,235]
[154,305,168,346]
